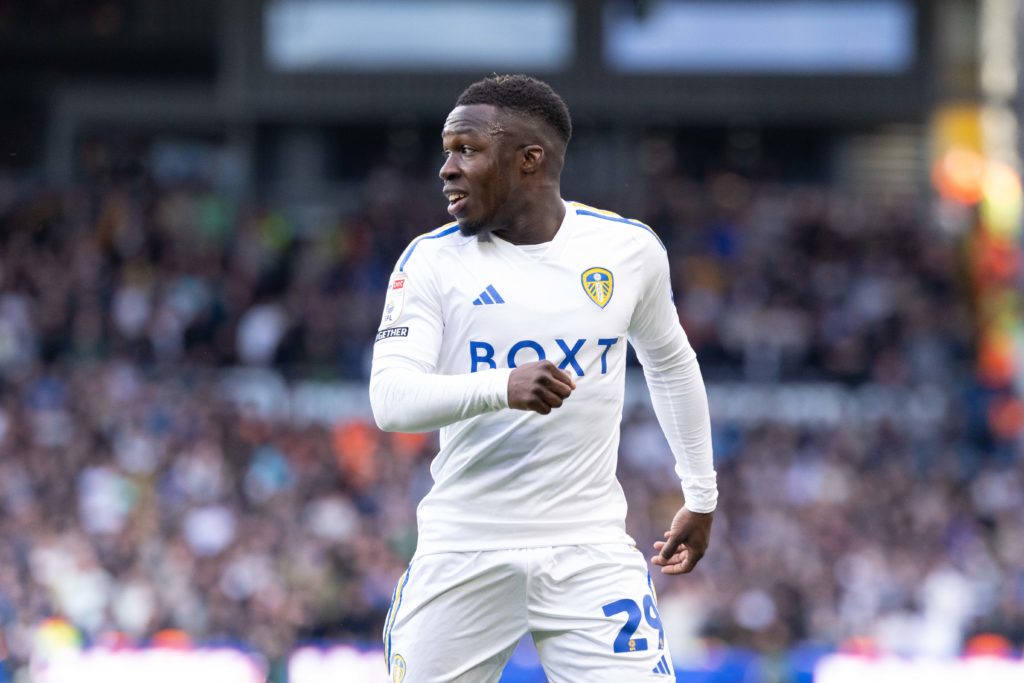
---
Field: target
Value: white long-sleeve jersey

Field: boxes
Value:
[370,200,717,557]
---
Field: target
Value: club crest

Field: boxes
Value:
[391,654,407,682]
[582,267,614,308]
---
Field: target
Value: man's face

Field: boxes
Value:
[439,104,517,236]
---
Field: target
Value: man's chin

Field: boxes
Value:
[457,218,487,237]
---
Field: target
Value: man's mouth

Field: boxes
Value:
[445,190,468,215]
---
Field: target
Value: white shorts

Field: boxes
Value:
[382,544,675,683]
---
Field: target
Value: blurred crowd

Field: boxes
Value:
[0,167,974,386]
[0,158,1022,680]
[0,173,419,378]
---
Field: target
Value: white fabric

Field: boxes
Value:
[634,330,718,511]
[384,544,675,683]
[370,200,717,556]
[370,366,511,433]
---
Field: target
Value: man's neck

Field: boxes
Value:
[492,191,565,245]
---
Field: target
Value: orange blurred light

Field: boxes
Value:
[150,629,192,649]
[978,331,1016,388]
[838,635,879,657]
[964,632,1014,658]
[391,431,428,458]
[933,147,987,205]
[332,419,379,486]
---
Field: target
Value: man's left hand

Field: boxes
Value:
[651,507,713,575]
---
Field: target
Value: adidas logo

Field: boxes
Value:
[472,284,505,306]
[651,654,672,676]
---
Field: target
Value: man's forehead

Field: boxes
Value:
[442,104,506,137]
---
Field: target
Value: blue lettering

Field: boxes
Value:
[469,338,621,373]
[597,338,619,374]
[507,340,546,368]
[556,338,586,376]
[470,341,496,372]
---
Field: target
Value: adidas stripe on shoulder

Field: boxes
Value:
[570,201,665,251]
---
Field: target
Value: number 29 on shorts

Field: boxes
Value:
[601,594,664,653]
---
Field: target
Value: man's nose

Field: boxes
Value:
[439,155,460,181]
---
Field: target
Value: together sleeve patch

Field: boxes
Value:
[375,327,409,342]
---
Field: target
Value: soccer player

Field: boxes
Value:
[370,75,717,682]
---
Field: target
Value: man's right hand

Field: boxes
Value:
[507,361,576,415]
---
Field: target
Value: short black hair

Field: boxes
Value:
[456,74,572,145]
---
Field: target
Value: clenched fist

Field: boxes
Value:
[507,360,576,415]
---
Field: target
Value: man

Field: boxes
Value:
[370,75,717,683]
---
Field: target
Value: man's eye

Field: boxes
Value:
[442,145,473,158]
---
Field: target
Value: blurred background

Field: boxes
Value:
[0,0,1023,681]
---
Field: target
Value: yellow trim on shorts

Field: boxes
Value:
[384,566,411,665]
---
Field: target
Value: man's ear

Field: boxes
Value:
[521,144,545,174]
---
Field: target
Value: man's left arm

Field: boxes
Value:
[626,237,718,575]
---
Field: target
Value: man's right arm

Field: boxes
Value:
[369,255,510,432]
[370,365,511,433]
[369,260,574,433]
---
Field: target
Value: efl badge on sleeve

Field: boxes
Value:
[582,267,614,308]
[380,274,408,328]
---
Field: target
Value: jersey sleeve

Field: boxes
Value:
[372,252,445,373]
[369,247,512,433]
[627,237,718,513]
